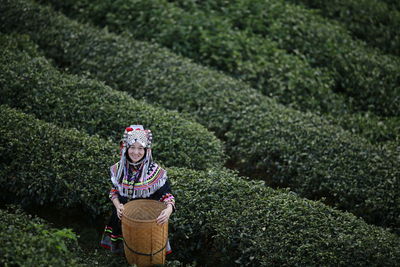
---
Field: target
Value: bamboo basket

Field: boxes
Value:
[121,199,168,267]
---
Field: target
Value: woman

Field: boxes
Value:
[100,125,175,255]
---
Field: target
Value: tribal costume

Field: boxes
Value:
[100,125,175,255]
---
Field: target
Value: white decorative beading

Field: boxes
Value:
[122,125,152,148]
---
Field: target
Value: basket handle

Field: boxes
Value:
[123,239,167,257]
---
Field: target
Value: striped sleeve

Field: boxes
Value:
[109,185,119,200]
[160,192,175,211]
[157,178,176,212]
[109,163,120,200]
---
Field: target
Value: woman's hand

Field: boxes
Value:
[116,203,125,220]
[156,205,173,225]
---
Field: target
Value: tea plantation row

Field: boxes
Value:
[29,0,400,143]
[0,35,225,171]
[1,0,399,230]
[171,0,400,117]
[0,207,159,266]
[3,0,399,231]
[40,0,400,117]
[1,105,399,265]
[0,208,83,266]
[286,0,400,56]
[38,0,344,116]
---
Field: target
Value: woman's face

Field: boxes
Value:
[127,142,145,163]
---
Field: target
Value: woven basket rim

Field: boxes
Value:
[122,199,166,223]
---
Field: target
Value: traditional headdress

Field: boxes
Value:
[122,125,153,150]
[111,125,167,198]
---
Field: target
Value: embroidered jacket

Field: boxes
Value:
[109,162,175,210]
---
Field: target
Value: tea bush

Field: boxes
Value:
[0,207,135,266]
[325,112,400,144]
[0,206,162,267]
[0,105,115,217]
[1,107,400,265]
[168,167,400,266]
[37,0,345,115]
[286,0,400,56]
[0,207,82,266]
[171,0,400,117]
[0,34,226,171]
[1,0,399,229]
[33,0,400,142]
[382,0,400,10]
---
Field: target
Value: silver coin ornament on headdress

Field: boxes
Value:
[122,125,153,149]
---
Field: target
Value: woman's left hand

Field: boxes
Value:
[156,205,173,225]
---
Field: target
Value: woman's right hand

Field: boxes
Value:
[116,203,124,220]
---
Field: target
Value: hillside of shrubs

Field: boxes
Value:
[0,207,83,266]
[168,0,400,117]
[29,0,341,117]
[15,0,398,145]
[1,105,400,265]
[38,0,400,120]
[381,0,400,11]
[2,0,399,230]
[1,0,399,265]
[286,0,400,56]
[0,34,226,171]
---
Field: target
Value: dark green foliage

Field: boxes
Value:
[168,167,400,266]
[34,0,400,142]
[171,0,400,117]
[2,0,400,265]
[0,207,135,266]
[37,0,345,115]
[0,207,82,266]
[227,110,400,230]
[1,108,400,265]
[376,0,400,13]
[0,105,115,216]
[326,112,400,144]
[0,34,226,171]
[1,0,399,230]
[286,0,400,56]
